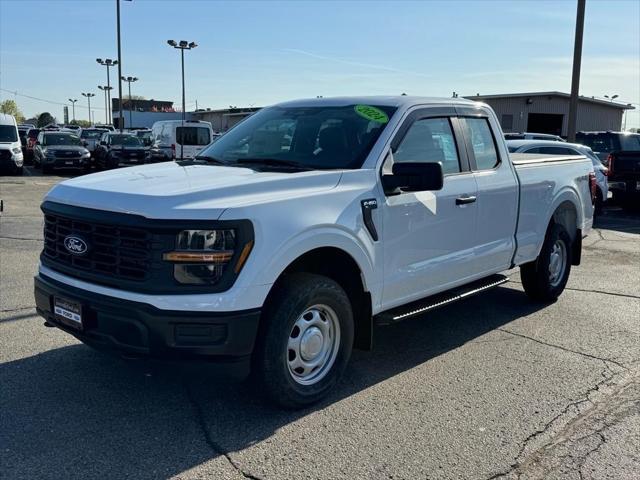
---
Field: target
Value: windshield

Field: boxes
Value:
[44,134,82,146]
[196,104,396,170]
[0,125,18,142]
[619,134,640,151]
[111,135,142,146]
[81,129,106,139]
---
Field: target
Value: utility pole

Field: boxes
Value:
[567,0,586,142]
[121,76,138,129]
[167,39,198,159]
[68,99,78,122]
[116,0,125,132]
[81,92,95,125]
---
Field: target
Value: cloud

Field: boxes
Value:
[282,48,432,78]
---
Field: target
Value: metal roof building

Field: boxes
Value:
[464,91,634,137]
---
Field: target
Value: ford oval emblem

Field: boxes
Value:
[63,236,89,255]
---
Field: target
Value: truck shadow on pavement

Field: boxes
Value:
[1,285,547,479]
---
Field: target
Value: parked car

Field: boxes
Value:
[94,132,149,169]
[33,131,91,173]
[25,128,41,162]
[505,132,565,142]
[18,123,36,130]
[94,124,115,132]
[150,119,213,160]
[63,124,81,131]
[17,126,29,156]
[0,113,24,175]
[134,129,154,146]
[506,140,608,211]
[79,128,108,159]
[576,131,640,210]
[34,96,595,408]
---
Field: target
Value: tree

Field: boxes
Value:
[0,99,25,123]
[37,112,56,127]
[70,119,91,128]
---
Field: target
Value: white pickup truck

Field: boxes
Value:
[34,96,595,407]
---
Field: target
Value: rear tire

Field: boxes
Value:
[253,273,354,409]
[520,223,572,302]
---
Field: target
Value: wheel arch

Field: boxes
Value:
[264,246,374,351]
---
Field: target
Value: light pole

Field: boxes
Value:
[98,86,113,124]
[81,93,95,125]
[167,39,197,159]
[604,94,619,102]
[96,58,118,125]
[121,76,138,129]
[68,99,78,122]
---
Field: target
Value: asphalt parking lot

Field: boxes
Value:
[1,167,639,480]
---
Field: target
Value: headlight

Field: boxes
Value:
[163,229,253,285]
[12,147,21,154]
[45,150,56,157]
[82,150,91,158]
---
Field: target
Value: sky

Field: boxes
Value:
[0,0,638,127]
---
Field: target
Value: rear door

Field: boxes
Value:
[380,108,479,308]
[456,108,519,274]
[176,125,211,158]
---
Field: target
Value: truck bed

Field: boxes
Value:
[510,153,594,266]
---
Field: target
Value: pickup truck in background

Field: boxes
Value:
[34,97,595,408]
[576,131,640,210]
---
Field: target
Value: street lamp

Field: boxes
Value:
[604,94,619,102]
[81,93,95,125]
[98,86,113,124]
[68,99,78,122]
[96,58,118,124]
[121,76,138,129]
[167,39,197,159]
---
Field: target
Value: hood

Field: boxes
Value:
[44,162,343,220]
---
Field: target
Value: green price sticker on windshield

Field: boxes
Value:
[354,105,389,124]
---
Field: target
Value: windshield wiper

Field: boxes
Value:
[190,155,226,165]
[236,157,312,170]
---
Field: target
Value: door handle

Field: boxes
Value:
[456,195,477,205]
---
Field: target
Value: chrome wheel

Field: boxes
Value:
[548,240,567,287]
[287,304,340,386]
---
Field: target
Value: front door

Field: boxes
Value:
[380,110,479,310]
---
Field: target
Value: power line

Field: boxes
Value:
[0,87,106,110]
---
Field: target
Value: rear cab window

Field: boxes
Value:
[176,126,211,146]
[461,117,500,170]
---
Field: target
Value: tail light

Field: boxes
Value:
[171,143,176,159]
[589,171,597,203]
[607,153,614,176]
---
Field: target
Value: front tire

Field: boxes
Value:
[520,223,572,302]
[253,273,354,409]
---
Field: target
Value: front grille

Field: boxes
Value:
[43,213,152,281]
[53,150,82,158]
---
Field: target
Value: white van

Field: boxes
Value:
[0,113,24,175]
[150,120,213,160]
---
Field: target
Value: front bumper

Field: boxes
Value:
[34,274,261,365]
[43,156,88,169]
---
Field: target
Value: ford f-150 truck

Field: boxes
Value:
[34,97,595,408]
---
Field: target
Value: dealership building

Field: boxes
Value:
[464,91,634,137]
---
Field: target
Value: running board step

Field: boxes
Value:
[375,274,509,325]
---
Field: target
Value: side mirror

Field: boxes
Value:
[382,162,444,194]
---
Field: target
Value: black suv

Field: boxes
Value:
[576,131,640,210]
[94,132,149,170]
[33,132,91,173]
